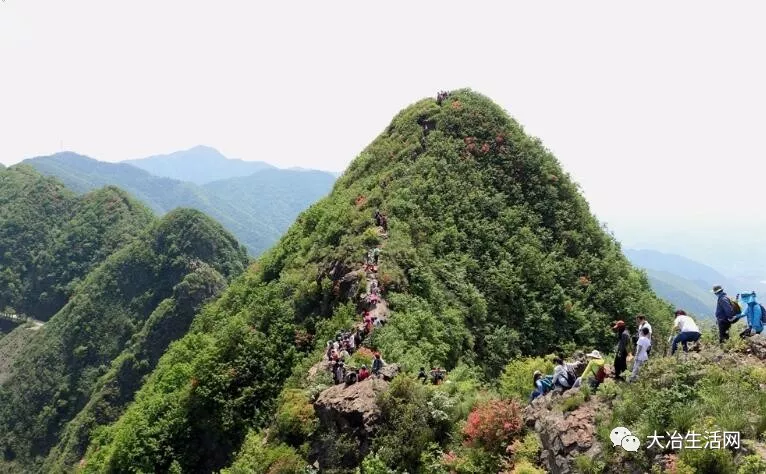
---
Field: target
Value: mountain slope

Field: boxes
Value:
[81,89,670,473]
[0,209,249,473]
[644,269,713,318]
[124,145,275,184]
[0,165,154,321]
[202,169,337,246]
[25,153,335,255]
[624,249,733,318]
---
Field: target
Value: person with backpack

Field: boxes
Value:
[613,321,632,381]
[530,370,554,402]
[713,285,742,343]
[552,356,577,390]
[630,327,652,382]
[575,350,606,390]
[671,309,702,355]
[372,352,384,377]
[345,368,358,386]
[738,291,765,338]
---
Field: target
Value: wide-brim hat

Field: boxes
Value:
[586,350,602,359]
[712,285,723,294]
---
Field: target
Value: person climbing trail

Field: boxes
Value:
[372,352,384,377]
[358,365,370,381]
[575,350,605,390]
[417,367,428,384]
[371,247,381,265]
[612,321,631,381]
[738,291,765,338]
[630,327,651,382]
[671,309,702,355]
[529,370,554,402]
[345,368,358,386]
[635,314,653,357]
[713,285,742,343]
[552,356,577,391]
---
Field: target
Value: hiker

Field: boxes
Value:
[613,320,632,381]
[430,367,446,385]
[338,347,350,361]
[738,291,765,338]
[417,367,428,384]
[345,368,358,386]
[552,356,577,390]
[358,365,370,381]
[372,352,384,377]
[635,314,653,357]
[713,285,742,343]
[380,214,388,232]
[671,309,702,355]
[326,341,334,360]
[630,327,652,382]
[371,247,381,265]
[530,370,554,402]
[333,362,346,385]
[575,350,606,390]
[374,210,382,227]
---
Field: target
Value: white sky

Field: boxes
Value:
[2,1,765,268]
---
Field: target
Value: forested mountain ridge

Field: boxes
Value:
[0,208,249,473]
[80,89,670,473]
[25,152,336,255]
[0,165,154,321]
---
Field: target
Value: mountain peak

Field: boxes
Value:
[123,146,275,184]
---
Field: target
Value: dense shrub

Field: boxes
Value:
[274,389,318,445]
[221,431,306,474]
[463,399,523,453]
[499,355,555,402]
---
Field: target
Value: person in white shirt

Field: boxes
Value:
[671,309,701,355]
[630,327,652,382]
[636,314,653,356]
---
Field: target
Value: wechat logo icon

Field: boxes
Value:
[610,426,641,452]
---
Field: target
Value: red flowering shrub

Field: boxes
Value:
[463,399,523,453]
[480,143,491,154]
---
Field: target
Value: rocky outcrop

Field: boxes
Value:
[741,336,766,360]
[312,375,397,468]
[524,388,607,474]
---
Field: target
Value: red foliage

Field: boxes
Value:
[480,143,491,154]
[495,134,505,144]
[355,195,367,208]
[451,100,462,110]
[463,399,523,452]
[466,143,477,154]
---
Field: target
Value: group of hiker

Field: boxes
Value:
[322,211,392,387]
[530,285,766,403]
[417,366,447,385]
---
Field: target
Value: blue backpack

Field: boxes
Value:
[539,375,554,393]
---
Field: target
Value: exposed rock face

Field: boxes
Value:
[313,375,395,468]
[524,388,606,474]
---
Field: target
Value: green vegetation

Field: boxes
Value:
[0,208,248,473]
[0,165,154,320]
[78,90,670,473]
[25,152,336,255]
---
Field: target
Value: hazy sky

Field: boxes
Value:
[2,1,764,261]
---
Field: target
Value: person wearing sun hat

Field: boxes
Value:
[575,350,606,390]
[612,320,632,381]
[712,285,740,343]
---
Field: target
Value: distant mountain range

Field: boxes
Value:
[123,145,276,184]
[24,149,337,255]
[624,248,763,319]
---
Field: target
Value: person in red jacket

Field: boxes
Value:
[358,365,370,381]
